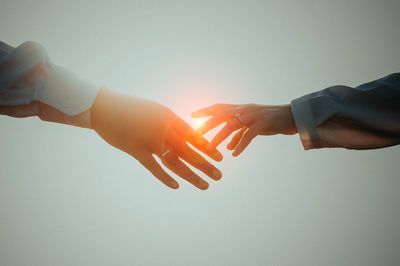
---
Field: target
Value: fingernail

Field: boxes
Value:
[213,151,223,161]
[200,181,209,190]
[212,169,222,180]
[170,181,179,189]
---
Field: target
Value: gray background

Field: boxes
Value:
[1,0,399,265]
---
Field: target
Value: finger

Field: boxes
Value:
[196,107,243,135]
[171,116,223,161]
[225,112,258,150]
[181,143,222,180]
[208,118,243,150]
[227,128,246,150]
[232,128,258,157]
[166,130,222,180]
[137,152,179,189]
[191,103,236,118]
[160,151,209,190]
[196,115,228,135]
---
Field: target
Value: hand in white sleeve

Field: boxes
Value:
[0,41,99,128]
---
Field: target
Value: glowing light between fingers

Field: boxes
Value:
[191,117,208,130]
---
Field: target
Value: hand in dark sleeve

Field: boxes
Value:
[291,73,400,150]
[193,73,400,156]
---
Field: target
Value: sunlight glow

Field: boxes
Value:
[191,117,208,130]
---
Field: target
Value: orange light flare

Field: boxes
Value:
[168,86,222,133]
[169,86,229,145]
[191,117,208,130]
[162,77,241,144]
[177,99,214,132]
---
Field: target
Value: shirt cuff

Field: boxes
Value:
[291,96,322,150]
[33,64,100,128]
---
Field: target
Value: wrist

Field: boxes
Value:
[90,87,117,132]
[277,104,298,135]
[90,87,143,137]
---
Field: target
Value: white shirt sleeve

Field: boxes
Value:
[0,41,100,128]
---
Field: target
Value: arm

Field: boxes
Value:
[192,73,400,155]
[0,41,223,189]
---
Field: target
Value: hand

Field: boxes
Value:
[192,103,297,156]
[90,88,223,190]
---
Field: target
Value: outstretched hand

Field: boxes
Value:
[192,103,297,156]
[90,88,223,190]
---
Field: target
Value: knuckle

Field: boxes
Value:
[227,119,240,129]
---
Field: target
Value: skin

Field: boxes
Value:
[90,88,223,190]
[192,103,298,157]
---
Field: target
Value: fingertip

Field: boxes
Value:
[212,169,222,180]
[205,145,223,161]
[213,151,223,161]
[232,150,241,157]
[170,181,179,189]
[199,181,209,190]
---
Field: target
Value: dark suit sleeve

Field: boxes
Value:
[291,73,400,150]
[0,41,14,58]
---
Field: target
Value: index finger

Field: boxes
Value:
[166,129,222,180]
[191,103,236,118]
[137,152,179,189]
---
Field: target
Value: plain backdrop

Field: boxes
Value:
[1,1,399,265]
